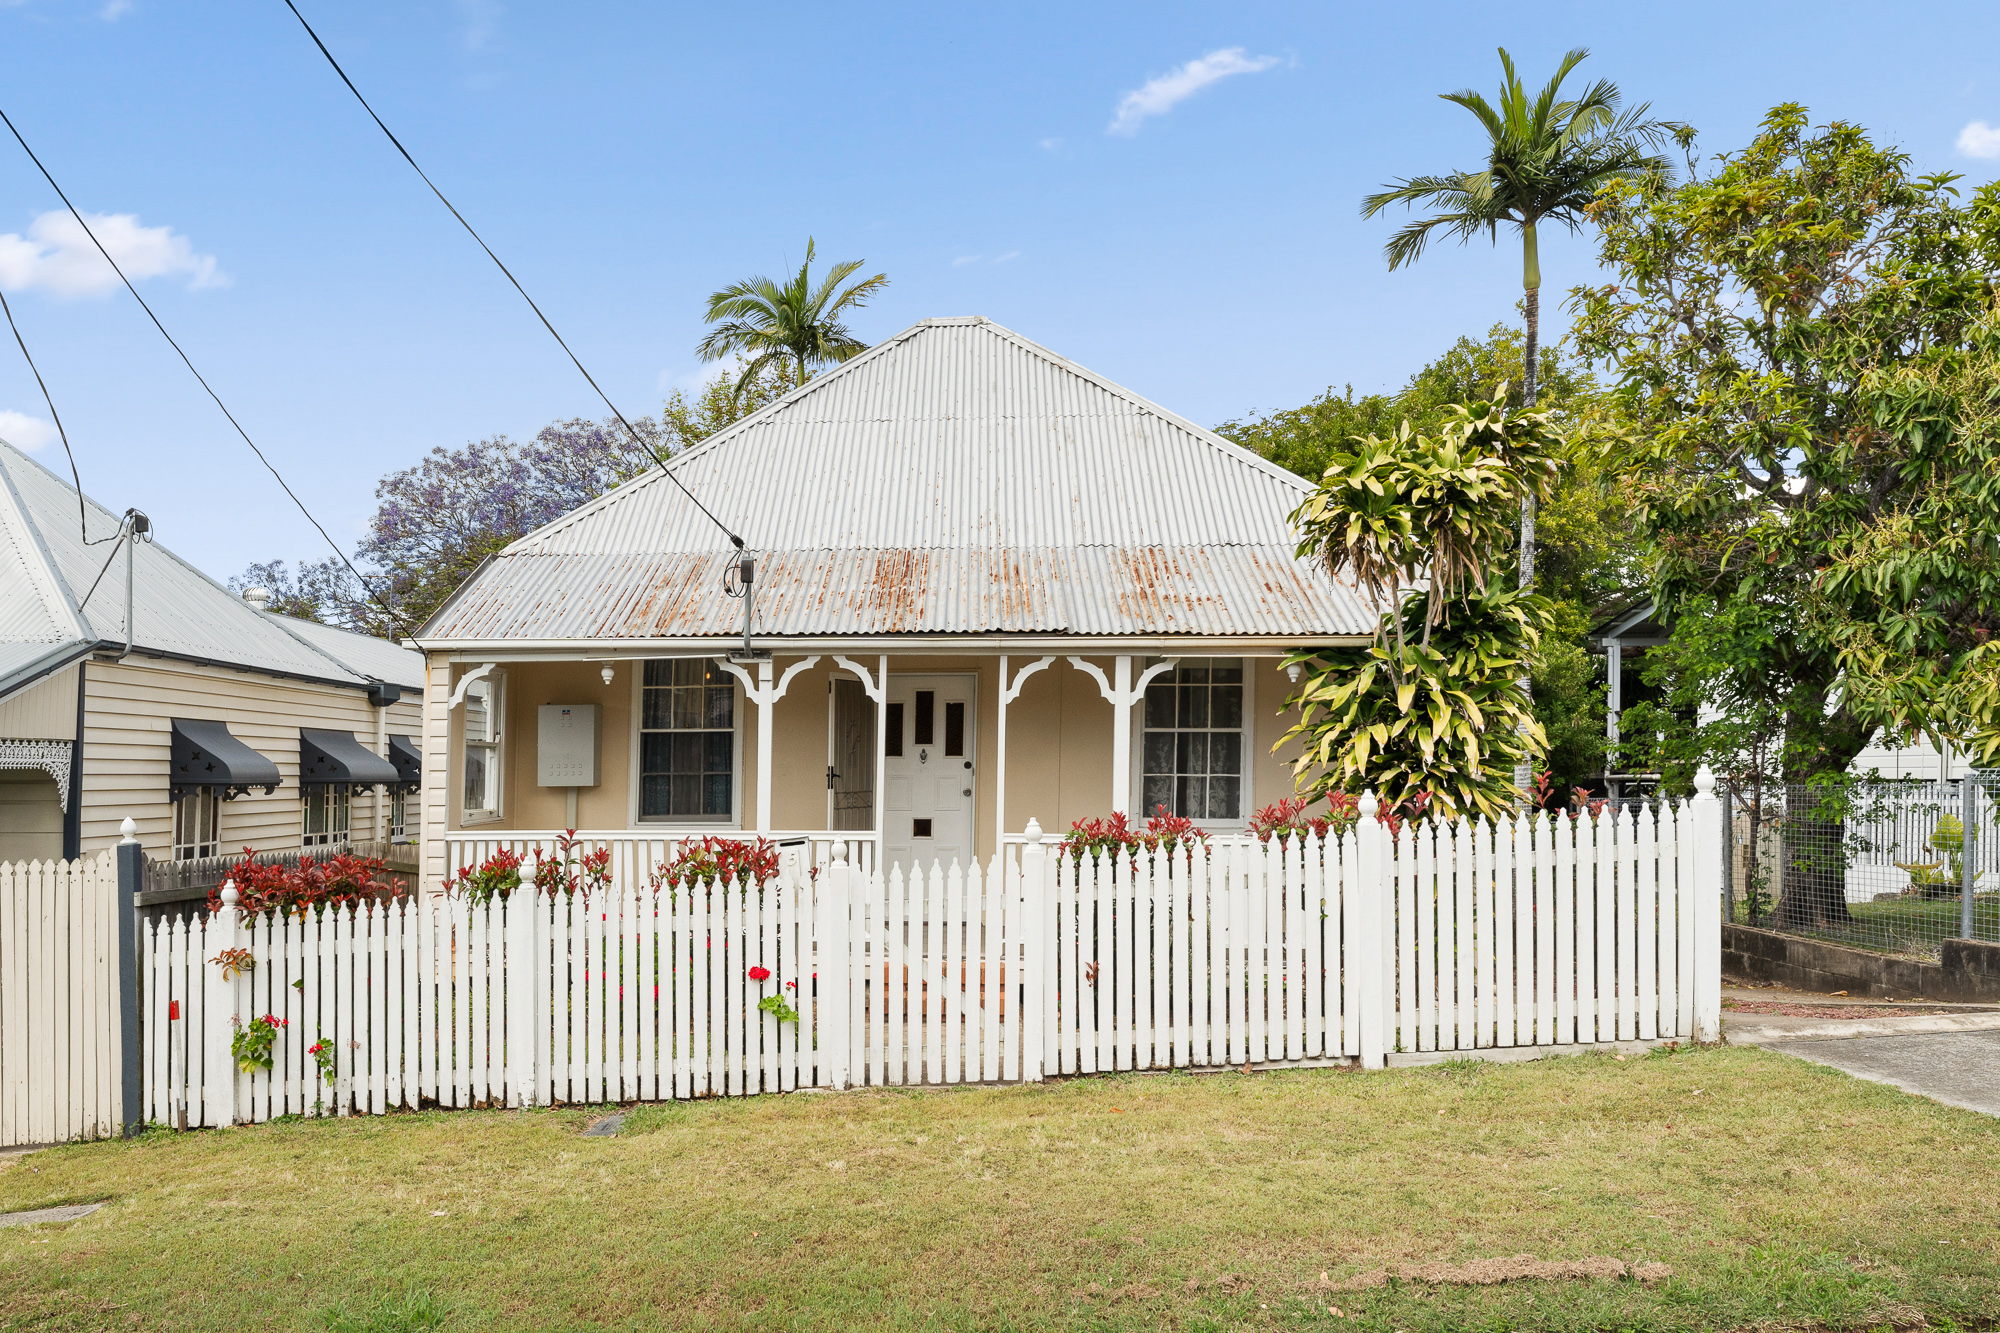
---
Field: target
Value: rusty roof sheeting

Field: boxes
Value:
[422,318,1375,642]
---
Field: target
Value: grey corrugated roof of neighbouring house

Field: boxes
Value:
[269,613,424,690]
[0,440,425,699]
[420,316,1376,644]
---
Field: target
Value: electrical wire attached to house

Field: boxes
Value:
[280,0,747,553]
[0,283,110,545]
[0,105,416,639]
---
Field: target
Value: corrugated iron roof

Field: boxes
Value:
[0,440,425,698]
[423,317,1373,643]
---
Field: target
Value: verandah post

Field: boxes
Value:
[205,880,242,1127]
[115,818,144,1137]
[1691,766,1723,1042]
[1019,820,1049,1082]
[1354,793,1391,1068]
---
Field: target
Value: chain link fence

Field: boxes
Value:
[1724,774,2000,959]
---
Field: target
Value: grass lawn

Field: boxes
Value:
[3,1045,1997,1332]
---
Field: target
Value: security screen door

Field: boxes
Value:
[881,674,977,871]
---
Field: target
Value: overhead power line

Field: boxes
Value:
[0,283,109,544]
[281,0,747,551]
[0,106,417,639]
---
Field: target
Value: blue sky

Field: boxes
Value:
[2,0,1997,581]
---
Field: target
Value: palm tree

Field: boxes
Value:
[1362,47,1679,799]
[697,239,890,400]
[1361,47,1679,594]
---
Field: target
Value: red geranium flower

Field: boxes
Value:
[747,966,771,983]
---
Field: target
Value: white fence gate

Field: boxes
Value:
[1,854,125,1147]
[138,779,1723,1126]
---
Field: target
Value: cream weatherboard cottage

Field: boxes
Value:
[411,316,1378,888]
[0,440,423,867]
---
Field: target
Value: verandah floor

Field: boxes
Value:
[4,1044,1997,1331]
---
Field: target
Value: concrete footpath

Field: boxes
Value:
[1726,984,2000,1117]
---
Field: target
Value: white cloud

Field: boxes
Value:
[1958,120,2000,160]
[1107,46,1280,137]
[952,254,981,267]
[0,210,227,298]
[1038,137,1064,152]
[990,250,1020,265]
[100,0,133,20]
[456,0,502,52]
[0,410,58,452]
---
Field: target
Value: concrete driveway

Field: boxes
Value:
[1762,1029,2000,1117]
[1726,985,2000,1117]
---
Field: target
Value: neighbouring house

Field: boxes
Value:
[412,316,1375,889]
[0,440,423,866]
[1594,600,1975,793]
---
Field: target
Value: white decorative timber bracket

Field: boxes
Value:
[1002,656,1055,705]
[716,656,822,833]
[0,739,72,811]
[446,662,497,711]
[1065,655,1179,708]
[831,655,885,703]
[1066,656,1178,816]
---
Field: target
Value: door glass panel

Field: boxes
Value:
[943,701,965,757]
[913,818,933,838]
[885,702,904,757]
[914,691,935,746]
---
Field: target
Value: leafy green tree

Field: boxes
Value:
[1361,46,1680,599]
[1572,105,2000,926]
[1222,324,1633,792]
[697,238,889,398]
[1284,387,1563,819]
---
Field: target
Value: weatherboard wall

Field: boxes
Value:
[79,657,420,859]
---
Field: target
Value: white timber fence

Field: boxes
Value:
[94,776,1729,1131]
[1,842,142,1148]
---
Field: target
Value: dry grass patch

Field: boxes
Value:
[1,1045,1996,1331]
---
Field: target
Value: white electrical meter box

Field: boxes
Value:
[537,704,601,787]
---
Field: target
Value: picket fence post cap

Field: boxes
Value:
[1023,817,1043,843]
[1357,790,1379,819]
[1694,766,1717,798]
[118,816,138,845]
[220,879,239,907]
[830,841,848,863]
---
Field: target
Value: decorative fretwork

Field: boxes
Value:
[0,738,73,811]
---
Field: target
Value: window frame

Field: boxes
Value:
[172,786,221,862]
[1128,655,1255,832]
[389,787,411,843]
[302,784,352,850]
[458,668,505,825]
[629,657,744,829]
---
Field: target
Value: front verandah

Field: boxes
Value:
[422,648,1314,892]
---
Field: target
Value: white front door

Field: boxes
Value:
[882,673,977,871]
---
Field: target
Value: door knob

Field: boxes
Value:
[962,761,972,770]
[962,788,972,797]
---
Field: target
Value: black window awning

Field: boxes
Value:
[388,734,422,791]
[300,728,401,788]
[171,718,281,800]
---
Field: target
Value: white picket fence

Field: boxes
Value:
[139,783,1723,1126]
[1,854,123,1147]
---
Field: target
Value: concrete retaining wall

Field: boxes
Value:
[1724,924,2000,1003]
